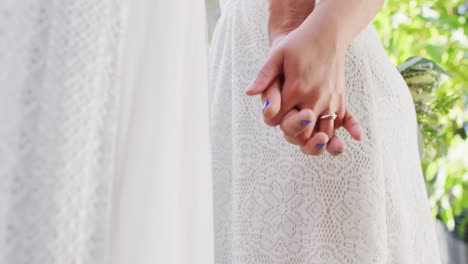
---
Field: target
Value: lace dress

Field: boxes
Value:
[208,0,441,263]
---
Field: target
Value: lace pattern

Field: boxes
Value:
[0,1,123,263]
[208,1,441,263]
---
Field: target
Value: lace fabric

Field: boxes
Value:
[0,0,122,263]
[208,1,441,263]
[0,1,214,263]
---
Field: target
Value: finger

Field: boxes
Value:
[261,79,282,126]
[245,48,284,96]
[326,135,346,156]
[317,112,336,139]
[280,108,316,137]
[279,108,300,135]
[342,108,363,141]
[269,79,305,126]
[333,95,346,129]
[284,134,303,146]
[334,54,347,129]
[290,123,315,146]
[283,113,316,146]
[300,131,329,156]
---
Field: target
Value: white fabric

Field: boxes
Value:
[110,1,214,264]
[208,1,441,263]
[0,0,213,263]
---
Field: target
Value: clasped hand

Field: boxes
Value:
[245,6,363,156]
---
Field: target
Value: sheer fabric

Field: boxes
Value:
[0,0,213,263]
[110,1,213,264]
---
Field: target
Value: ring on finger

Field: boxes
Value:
[319,112,338,120]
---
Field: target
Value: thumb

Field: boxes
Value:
[261,78,282,126]
[245,48,284,96]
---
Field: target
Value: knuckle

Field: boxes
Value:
[297,135,309,145]
[284,136,293,144]
[300,146,310,155]
[321,88,336,101]
[331,89,343,98]
[296,81,313,97]
[282,129,295,138]
[303,109,316,121]
[314,92,331,106]
[284,135,299,145]
[297,85,309,97]
[263,116,277,127]
[320,84,342,101]
[300,144,315,155]
[279,123,291,135]
[344,113,356,125]
[289,80,307,96]
[279,117,289,129]
[338,108,346,119]
[271,115,283,126]
[287,88,302,99]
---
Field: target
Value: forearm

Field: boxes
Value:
[268,0,316,43]
[305,0,385,49]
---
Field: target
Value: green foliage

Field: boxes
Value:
[374,0,468,238]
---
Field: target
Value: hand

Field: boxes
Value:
[246,11,363,156]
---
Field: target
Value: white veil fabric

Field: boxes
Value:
[110,1,214,264]
[0,0,213,263]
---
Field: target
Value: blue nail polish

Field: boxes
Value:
[300,120,312,126]
[262,100,270,113]
[316,143,326,149]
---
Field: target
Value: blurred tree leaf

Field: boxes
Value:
[375,0,468,240]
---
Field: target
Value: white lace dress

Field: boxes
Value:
[208,0,441,263]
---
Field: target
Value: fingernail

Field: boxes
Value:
[334,151,343,155]
[262,100,270,113]
[316,143,326,149]
[300,120,312,126]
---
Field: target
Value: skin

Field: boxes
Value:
[246,0,385,156]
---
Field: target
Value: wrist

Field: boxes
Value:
[268,0,316,45]
[301,5,352,53]
[268,17,305,45]
[311,1,358,49]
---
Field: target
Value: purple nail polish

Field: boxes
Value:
[262,100,270,113]
[300,120,312,126]
[316,143,326,149]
